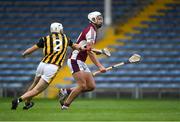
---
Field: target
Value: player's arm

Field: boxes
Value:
[68,37,78,50]
[87,50,106,73]
[71,43,92,51]
[68,38,90,51]
[22,45,39,58]
[86,42,106,72]
[22,37,44,58]
[71,43,82,50]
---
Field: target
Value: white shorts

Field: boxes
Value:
[36,62,59,83]
[67,59,91,74]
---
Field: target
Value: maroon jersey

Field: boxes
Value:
[69,23,97,62]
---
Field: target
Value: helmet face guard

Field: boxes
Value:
[88,11,103,28]
[50,22,63,33]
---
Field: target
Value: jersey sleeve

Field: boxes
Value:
[85,27,96,44]
[36,37,44,48]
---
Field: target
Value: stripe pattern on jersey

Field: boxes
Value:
[41,33,69,66]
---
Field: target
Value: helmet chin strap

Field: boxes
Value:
[90,21,102,29]
[94,23,102,29]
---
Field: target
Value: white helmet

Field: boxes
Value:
[50,22,63,33]
[88,11,102,23]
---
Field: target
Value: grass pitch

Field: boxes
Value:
[0,98,180,121]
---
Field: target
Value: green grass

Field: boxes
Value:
[0,98,180,121]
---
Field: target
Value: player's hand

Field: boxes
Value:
[84,45,92,51]
[80,44,92,51]
[99,66,106,73]
[86,43,92,51]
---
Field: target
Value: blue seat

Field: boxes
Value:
[1,0,180,94]
[90,2,180,89]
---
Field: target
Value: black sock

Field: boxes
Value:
[18,98,23,103]
[64,102,70,107]
[66,88,72,95]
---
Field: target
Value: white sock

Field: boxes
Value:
[63,89,68,95]
[62,105,69,109]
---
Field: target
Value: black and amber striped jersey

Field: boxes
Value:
[36,33,73,66]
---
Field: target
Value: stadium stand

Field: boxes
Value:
[1,0,146,97]
[90,1,180,98]
[1,0,179,99]
[0,0,104,97]
[112,0,154,24]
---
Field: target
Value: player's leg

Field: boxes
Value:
[59,59,82,108]
[62,71,87,109]
[59,72,95,99]
[83,72,96,92]
[11,78,49,110]
[23,76,41,110]
[21,78,49,100]
[78,61,95,92]
[58,59,75,106]
[22,62,44,110]
[11,62,58,110]
[58,87,74,106]
[22,62,43,110]
[20,63,58,104]
[60,59,93,109]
